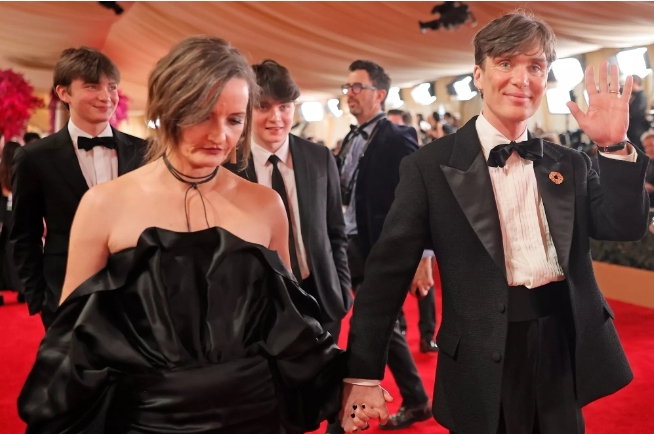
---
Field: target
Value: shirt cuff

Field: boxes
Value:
[422,249,435,258]
[343,378,381,386]
[598,143,637,162]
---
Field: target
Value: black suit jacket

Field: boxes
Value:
[346,117,650,434]
[339,118,419,259]
[226,135,352,324]
[10,126,147,316]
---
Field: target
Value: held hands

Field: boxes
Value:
[410,257,434,299]
[340,383,394,432]
[566,60,633,148]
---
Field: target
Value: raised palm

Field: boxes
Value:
[567,60,633,147]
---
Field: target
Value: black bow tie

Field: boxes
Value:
[349,124,369,140]
[487,138,543,168]
[77,136,117,152]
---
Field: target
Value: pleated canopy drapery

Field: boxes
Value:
[1,1,653,110]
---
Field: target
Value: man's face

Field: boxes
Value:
[252,98,295,149]
[473,45,548,131]
[387,114,404,126]
[643,136,654,159]
[345,69,385,122]
[57,75,118,128]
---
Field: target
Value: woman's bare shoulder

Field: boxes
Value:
[223,168,284,214]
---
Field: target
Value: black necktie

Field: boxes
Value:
[487,138,544,168]
[77,136,117,151]
[268,154,302,282]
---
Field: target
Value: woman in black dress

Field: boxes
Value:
[19,36,344,434]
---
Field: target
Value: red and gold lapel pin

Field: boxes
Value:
[549,171,564,184]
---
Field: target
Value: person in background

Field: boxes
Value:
[641,129,654,204]
[627,75,649,151]
[0,141,23,306]
[23,132,41,145]
[337,60,432,431]
[387,109,440,351]
[10,46,147,329]
[227,58,352,350]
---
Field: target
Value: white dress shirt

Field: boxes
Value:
[68,120,117,188]
[477,114,565,288]
[476,113,637,288]
[251,137,310,280]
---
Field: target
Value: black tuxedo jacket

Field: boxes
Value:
[343,118,419,259]
[10,126,147,317]
[226,134,352,324]
[346,117,650,434]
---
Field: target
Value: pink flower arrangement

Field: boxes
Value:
[110,89,130,127]
[0,69,44,139]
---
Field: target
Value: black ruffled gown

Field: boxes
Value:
[18,227,345,434]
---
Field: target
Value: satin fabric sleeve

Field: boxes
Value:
[257,269,346,433]
[18,292,150,434]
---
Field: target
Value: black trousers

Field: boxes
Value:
[398,285,437,342]
[452,282,585,434]
[346,235,429,409]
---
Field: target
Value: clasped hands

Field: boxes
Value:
[340,383,394,432]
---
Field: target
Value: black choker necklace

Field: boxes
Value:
[162,153,219,232]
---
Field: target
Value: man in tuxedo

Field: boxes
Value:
[341,12,650,434]
[226,59,352,344]
[336,60,432,430]
[10,47,146,329]
[386,109,439,353]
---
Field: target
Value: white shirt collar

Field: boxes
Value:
[68,120,113,148]
[251,135,291,167]
[476,112,529,160]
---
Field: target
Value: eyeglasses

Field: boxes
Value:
[341,83,377,95]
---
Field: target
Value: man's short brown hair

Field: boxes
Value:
[53,46,120,109]
[473,11,557,69]
[252,59,300,104]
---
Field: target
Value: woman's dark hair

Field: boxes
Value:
[0,141,21,191]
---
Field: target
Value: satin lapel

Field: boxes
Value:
[113,128,137,175]
[440,117,506,277]
[51,128,89,200]
[289,135,312,251]
[533,142,575,274]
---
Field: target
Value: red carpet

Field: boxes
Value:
[1,288,652,434]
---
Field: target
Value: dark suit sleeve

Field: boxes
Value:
[324,149,351,297]
[586,149,650,241]
[347,155,430,379]
[10,147,47,315]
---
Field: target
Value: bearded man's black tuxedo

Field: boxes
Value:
[10,126,147,328]
[346,117,650,434]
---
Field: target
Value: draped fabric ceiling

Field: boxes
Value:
[1,1,654,112]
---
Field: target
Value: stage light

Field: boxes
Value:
[327,98,343,117]
[301,102,324,122]
[616,47,651,78]
[419,2,476,33]
[411,83,437,106]
[551,58,584,90]
[386,87,404,109]
[546,88,573,115]
[450,76,477,101]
